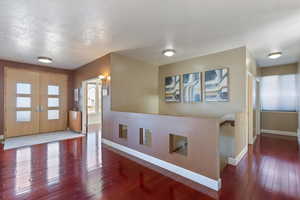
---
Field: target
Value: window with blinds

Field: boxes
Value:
[260,74,297,112]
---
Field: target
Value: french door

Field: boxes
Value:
[4,68,68,138]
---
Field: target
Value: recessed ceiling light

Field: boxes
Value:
[38,56,53,64]
[268,52,282,59]
[162,49,176,57]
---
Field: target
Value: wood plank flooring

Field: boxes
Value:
[0,133,299,200]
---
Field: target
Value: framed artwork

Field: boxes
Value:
[165,75,181,102]
[205,68,229,102]
[182,72,201,103]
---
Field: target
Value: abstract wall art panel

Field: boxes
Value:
[205,68,229,102]
[165,75,181,102]
[182,72,201,103]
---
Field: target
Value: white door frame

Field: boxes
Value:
[255,78,261,137]
[81,80,88,134]
[247,72,254,144]
[81,78,102,134]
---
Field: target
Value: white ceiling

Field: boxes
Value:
[0,0,299,69]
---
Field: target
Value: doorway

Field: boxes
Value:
[247,73,260,144]
[4,68,68,138]
[81,78,102,134]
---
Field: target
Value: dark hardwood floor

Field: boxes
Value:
[0,133,299,200]
[220,134,300,200]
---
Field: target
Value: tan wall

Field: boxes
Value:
[246,50,258,77]
[111,53,159,114]
[234,112,247,156]
[158,47,247,118]
[246,75,253,145]
[246,49,260,145]
[73,54,111,89]
[72,54,221,182]
[260,63,297,76]
[108,111,220,180]
[260,63,298,133]
[158,47,250,160]
[261,111,298,133]
[72,54,112,139]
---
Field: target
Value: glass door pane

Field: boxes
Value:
[48,110,59,120]
[16,83,31,94]
[16,111,31,122]
[48,98,59,107]
[48,85,59,95]
[16,97,31,108]
[16,82,32,122]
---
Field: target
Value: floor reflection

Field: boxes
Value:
[15,147,32,195]
[85,130,103,198]
[86,131,102,172]
[2,128,216,200]
[47,142,60,185]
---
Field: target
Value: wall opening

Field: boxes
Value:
[169,134,188,156]
[139,128,152,146]
[119,124,128,139]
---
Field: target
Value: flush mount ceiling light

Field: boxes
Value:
[98,74,106,80]
[162,49,176,57]
[38,56,53,64]
[268,52,282,59]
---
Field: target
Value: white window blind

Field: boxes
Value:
[260,74,297,112]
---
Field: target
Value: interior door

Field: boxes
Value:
[39,72,68,133]
[4,68,40,137]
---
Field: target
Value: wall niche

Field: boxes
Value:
[139,128,152,146]
[119,124,128,139]
[169,134,188,156]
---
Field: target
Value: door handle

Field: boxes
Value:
[36,105,44,112]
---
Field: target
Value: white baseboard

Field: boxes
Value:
[253,135,257,143]
[0,135,4,140]
[249,136,253,145]
[261,129,297,137]
[88,122,101,125]
[102,138,221,191]
[228,146,248,166]
[297,129,300,143]
[249,135,257,145]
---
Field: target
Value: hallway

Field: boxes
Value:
[220,134,300,199]
[0,133,299,200]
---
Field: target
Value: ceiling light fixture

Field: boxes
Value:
[98,74,106,80]
[268,52,282,59]
[38,56,53,64]
[162,49,176,57]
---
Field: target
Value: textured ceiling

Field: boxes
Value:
[0,0,299,69]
